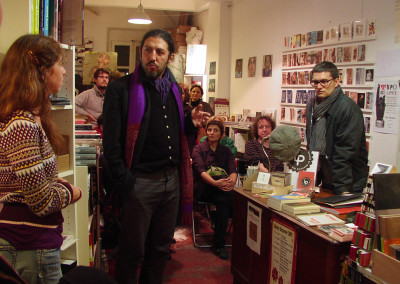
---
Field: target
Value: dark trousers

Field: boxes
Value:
[115,167,180,284]
[195,181,234,248]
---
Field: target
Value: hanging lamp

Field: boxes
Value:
[128,0,152,25]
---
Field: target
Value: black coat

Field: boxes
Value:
[306,89,368,194]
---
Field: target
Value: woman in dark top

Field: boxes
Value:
[192,120,237,260]
[244,115,284,172]
[187,84,214,155]
[190,84,214,115]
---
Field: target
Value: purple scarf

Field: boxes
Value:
[125,65,193,224]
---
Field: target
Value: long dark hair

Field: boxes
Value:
[0,34,65,154]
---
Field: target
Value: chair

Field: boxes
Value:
[192,201,232,248]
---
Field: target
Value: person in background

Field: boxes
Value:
[102,29,210,284]
[75,68,109,125]
[190,84,214,115]
[200,116,237,158]
[192,119,237,260]
[306,61,368,195]
[190,84,214,149]
[0,34,82,284]
[244,115,284,173]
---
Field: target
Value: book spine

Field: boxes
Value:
[58,0,63,43]
[75,147,97,154]
[43,0,50,36]
[33,0,40,34]
[76,154,97,160]
[39,0,45,35]
[76,160,97,167]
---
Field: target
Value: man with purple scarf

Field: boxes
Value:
[102,29,210,283]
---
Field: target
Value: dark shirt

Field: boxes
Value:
[135,77,181,172]
[192,140,237,181]
[244,139,284,172]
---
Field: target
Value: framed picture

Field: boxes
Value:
[367,19,376,38]
[208,78,215,92]
[209,61,216,75]
[365,69,374,82]
[353,20,366,39]
[340,22,352,41]
[248,56,256,77]
[323,28,331,43]
[262,54,273,77]
[330,25,339,42]
[235,59,243,78]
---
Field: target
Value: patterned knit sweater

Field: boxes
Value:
[0,110,73,228]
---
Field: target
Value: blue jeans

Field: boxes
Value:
[0,238,63,284]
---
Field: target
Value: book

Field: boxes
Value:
[75,146,96,154]
[75,153,96,160]
[329,226,355,242]
[296,213,345,226]
[267,192,310,211]
[296,171,315,191]
[313,193,364,208]
[75,124,93,130]
[320,205,361,215]
[76,159,96,166]
[318,224,350,235]
[282,202,320,216]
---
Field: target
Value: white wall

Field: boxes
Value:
[229,0,400,169]
[0,0,30,55]
[192,2,232,99]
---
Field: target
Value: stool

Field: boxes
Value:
[192,201,232,248]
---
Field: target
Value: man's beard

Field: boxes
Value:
[142,61,167,79]
[97,84,107,90]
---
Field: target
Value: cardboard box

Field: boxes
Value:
[270,172,291,187]
[371,249,400,283]
[57,154,70,173]
[172,34,186,42]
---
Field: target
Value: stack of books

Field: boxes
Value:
[75,146,97,166]
[313,193,363,215]
[267,192,310,211]
[282,202,320,217]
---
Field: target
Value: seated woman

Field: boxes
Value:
[245,115,284,172]
[190,84,214,116]
[192,119,237,260]
[199,116,237,158]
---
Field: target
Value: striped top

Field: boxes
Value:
[0,110,73,228]
[244,139,284,172]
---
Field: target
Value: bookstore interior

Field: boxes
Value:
[1,0,400,283]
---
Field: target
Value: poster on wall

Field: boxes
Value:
[83,52,117,85]
[235,59,243,78]
[374,81,400,134]
[248,56,256,77]
[268,216,298,284]
[262,55,272,77]
[246,202,262,255]
[209,61,216,75]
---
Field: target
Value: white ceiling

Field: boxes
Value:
[84,0,230,12]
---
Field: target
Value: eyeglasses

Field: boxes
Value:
[310,79,333,87]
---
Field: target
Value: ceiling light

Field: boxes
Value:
[128,1,152,25]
